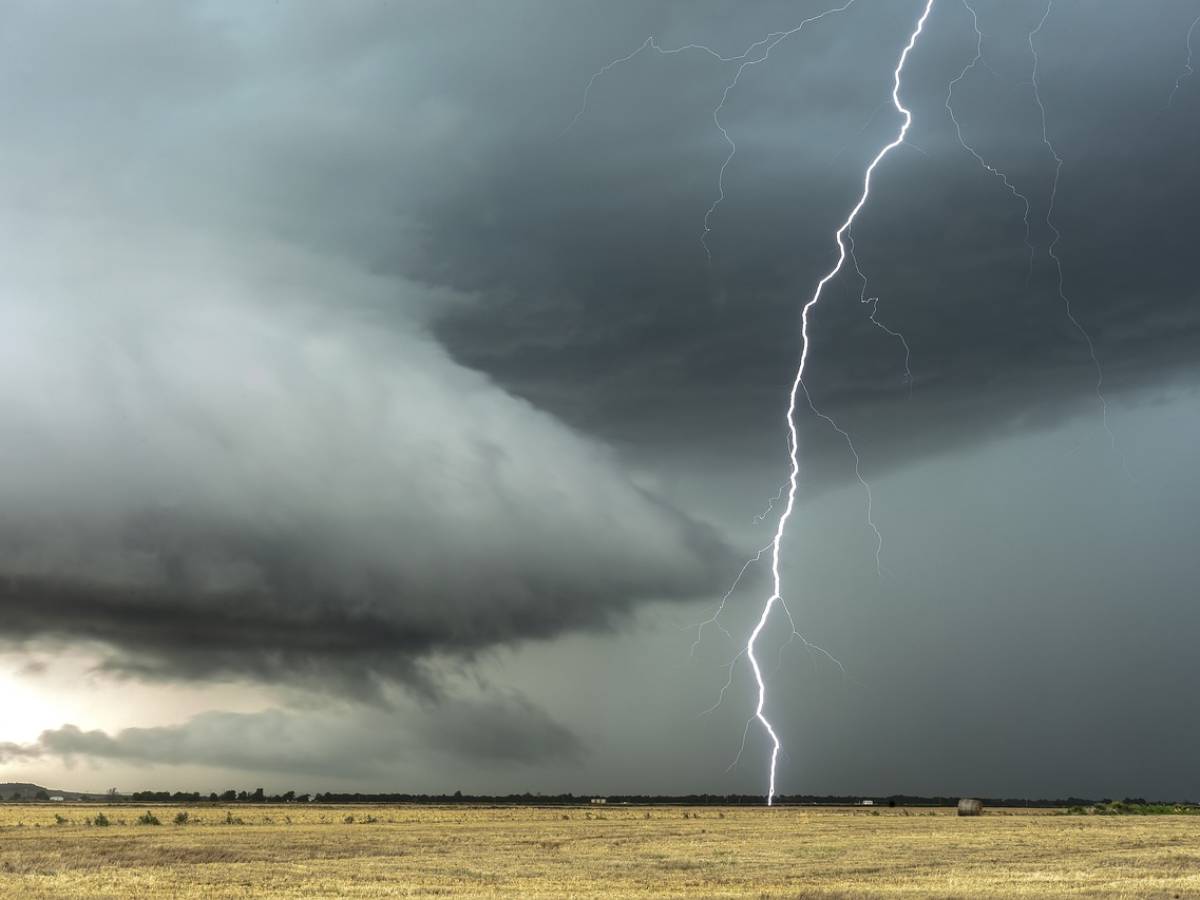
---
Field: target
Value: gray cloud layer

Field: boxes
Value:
[0,690,581,778]
[0,238,731,689]
[1,0,1199,795]
[419,0,1200,473]
[0,1,740,691]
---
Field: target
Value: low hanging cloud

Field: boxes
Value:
[0,224,730,692]
[0,690,582,776]
[0,1,740,698]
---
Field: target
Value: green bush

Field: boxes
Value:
[136,811,161,826]
[173,811,190,826]
[93,813,110,827]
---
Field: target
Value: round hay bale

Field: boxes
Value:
[957,798,983,817]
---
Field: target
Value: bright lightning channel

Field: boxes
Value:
[567,0,930,804]
[749,0,936,806]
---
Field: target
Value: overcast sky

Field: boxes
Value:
[2,0,1199,802]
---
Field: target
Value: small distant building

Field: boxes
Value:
[589,798,607,805]
[49,796,64,802]
[957,798,983,817]
[860,800,874,806]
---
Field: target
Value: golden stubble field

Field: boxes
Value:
[1,803,1198,898]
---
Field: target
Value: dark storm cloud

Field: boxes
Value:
[401,0,1200,473]
[0,1,740,690]
[0,690,582,775]
[7,0,1192,485]
[2,0,1200,799]
[0,282,730,689]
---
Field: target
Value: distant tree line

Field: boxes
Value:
[8,788,1198,807]
[5,790,51,801]
[125,788,310,803]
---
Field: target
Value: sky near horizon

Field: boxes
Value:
[2,0,1200,800]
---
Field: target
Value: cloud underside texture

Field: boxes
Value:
[0,5,756,689]
[0,692,583,776]
[0,282,730,688]
[1,0,1198,703]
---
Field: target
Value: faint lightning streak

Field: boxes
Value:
[835,100,887,159]
[945,0,1035,278]
[801,383,883,577]
[700,1,859,261]
[865,298,913,394]
[562,3,859,260]
[563,37,656,137]
[564,31,812,138]
[775,595,847,676]
[689,542,773,658]
[752,483,786,524]
[748,0,936,806]
[727,715,757,772]
[1030,2,1124,468]
[847,230,913,393]
[702,647,746,718]
[1167,13,1200,109]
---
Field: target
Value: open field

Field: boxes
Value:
[1,803,1199,898]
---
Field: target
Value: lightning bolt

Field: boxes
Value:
[1167,12,1200,109]
[747,0,936,806]
[567,0,938,805]
[1029,1,1124,467]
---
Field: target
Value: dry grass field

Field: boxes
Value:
[1,803,1198,898]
